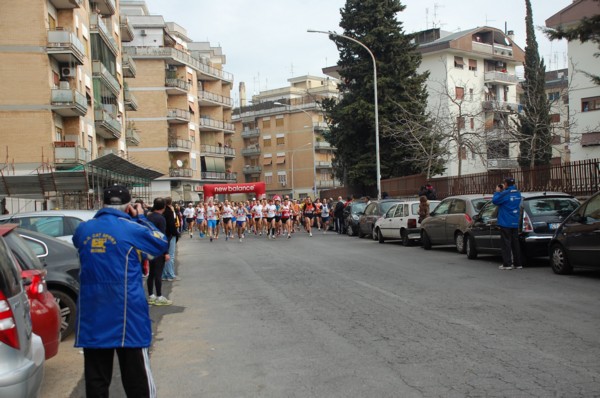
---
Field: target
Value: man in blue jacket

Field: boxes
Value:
[492,177,523,270]
[73,185,169,398]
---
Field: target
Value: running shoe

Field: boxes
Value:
[287,234,291,239]
[239,238,242,242]
[147,294,157,305]
[210,236,213,242]
[226,236,228,241]
[154,296,172,306]
[309,232,313,237]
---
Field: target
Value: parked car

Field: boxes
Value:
[357,199,403,239]
[17,228,81,340]
[421,194,492,252]
[2,225,61,360]
[374,200,441,245]
[464,192,580,261]
[344,201,367,236]
[0,210,96,242]
[0,226,45,397]
[549,190,600,274]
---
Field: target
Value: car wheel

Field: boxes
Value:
[401,230,410,247]
[376,228,385,243]
[346,224,354,236]
[466,234,478,259]
[51,289,77,340]
[422,230,432,250]
[550,244,573,275]
[455,232,466,254]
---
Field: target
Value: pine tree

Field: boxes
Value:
[518,0,552,167]
[322,0,429,193]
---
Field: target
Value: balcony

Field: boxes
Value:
[124,85,138,111]
[241,146,261,156]
[167,108,191,123]
[487,158,519,170]
[122,46,233,83]
[53,141,89,165]
[224,147,236,157]
[119,15,134,42]
[472,41,514,58]
[47,29,86,64]
[313,122,329,132]
[92,61,120,96]
[200,144,232,156]
[481,100,521,113]
[484,71,519,85]
[315,161,333,169]
[168,138,192,152]
[198,90,233,108]
[241,128,260,138]
[94,0,116,15]
[126,128,140,146]
[122,54,137,78]
[89,14,119,56]
[201,171,238,181]
[48,0,82,9]
[94,109,122,139]
[169,168,193,178]
[198,117,234,132]
[243,166,262,174]
[51,89,88,117]
[314,141,334,150]
[165,78,190,95]
[317,180,339,188]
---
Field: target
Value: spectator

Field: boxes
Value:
[334,196,346,234]
[492,177,523,270]
[162,197,180,281]
[419,184,437,200]
[146,197,172,306]
[418,195,430,224]
[72,185,168,398]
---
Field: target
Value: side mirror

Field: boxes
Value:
[570,213,583,223]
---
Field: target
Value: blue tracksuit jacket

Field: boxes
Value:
[492,187,522,228]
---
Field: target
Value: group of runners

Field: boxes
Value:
[181,196,333,242]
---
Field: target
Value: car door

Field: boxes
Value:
[471,203,498,252]
[445,199,467,244]
[565,194,600,267]
[425,199,452,243]
[379,205,397,238]
[359,203,375,235]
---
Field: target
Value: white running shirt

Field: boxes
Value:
[266,204,276,218]
[206,206,217,221]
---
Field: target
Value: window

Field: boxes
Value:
[457,116,465,131]
[581,96,600,112]
[263,138,271,147]
[468,59,477,71]
[275,117,284,127]
[550,114,560,123]
[479,203,498,223]
[469,88,473,101]
[278,173,287,185]
[262,118,271,128]
[262,155,272,166]
[470,117,474,130]
[487,140,509,159]
[455,87,465,100]
[548,91,560,102]
[581,132,600,147]
[454,56,464,69]
[449,200,467,214]
[432,199,451,216]
[583,194,600,223]
[276,154,285,164]
[265,174,273,184]
[276,136,285,145]
[459,145,467,160]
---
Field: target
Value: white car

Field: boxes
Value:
[374,200,440,245]
[0,210,96,243]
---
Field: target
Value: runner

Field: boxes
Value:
[265,198,277,239]
[235,201,249,242]
[261,199,269,236]
[303,197,316,237]
[196,202,206,238]
[221,200,234,241]
[251,199,263,235]
[206,201,218,242]
[320,198,331,234]
[314,198,322,231]
[274,197,282,237]
[183,202,196,238]
[292,199,301,232]
[281,197,293,239]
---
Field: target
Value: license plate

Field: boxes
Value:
[548,223,560,230]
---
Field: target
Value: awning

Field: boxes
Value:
[276,155,286,164]
[87,154,164,180]
[262,157,272,166]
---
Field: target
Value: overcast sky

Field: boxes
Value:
[143,0,569,106]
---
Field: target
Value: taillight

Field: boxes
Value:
[408,218,417,229]
[464,213,472,223]
[22,270,45,298]
[522,212,533,232]
[0,291,20,349]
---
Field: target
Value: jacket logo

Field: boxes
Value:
[83,233,117,253]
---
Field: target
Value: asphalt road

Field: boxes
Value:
[43,228,600,397]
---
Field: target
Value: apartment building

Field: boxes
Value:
[0,0,156,210]
[546,0,600,161]
[543,68,571,163]
[231,76,340,199]
[120,0,235,202]
[414,27,526,177]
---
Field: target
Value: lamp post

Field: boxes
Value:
[273,102,317,199]
[307,29,381,200]
[291,142,312,199]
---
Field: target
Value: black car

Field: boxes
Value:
[16,228,80,340]
[549,190,600,274]
[344,201,367,236]
[357,199,402,239]
[464,192,579,261]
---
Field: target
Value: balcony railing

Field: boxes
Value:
[89,13,118,56]
[51,89,88,117]
[243,166,262,174]
[472,41,515,58]
[313,122,329,131]
[126,128,140,146]
[198,90,233,107]
[199,144,235,156]
[168,138,192,152]
[167,108,191,123]
[201,171,238,181]
[481,100,521,113]
[165,78,190,94]
[94,0,116,15]
[199,117,234,132]
[94,108,121,139]
[317,180,340,188]
[124,86,138,111]
[122,46,233,83]
[119,15,134,42]
[483,71,519,85]
[487,158,519,170]
[241,146,261,156]
[169,168,193,178]
[53,142,90,164]
[315,161,333,168]
[122,53,137,77]
[314,141,334,150]
[241,128,260,138]
[49,0,82,9]
[92,60,120,96]
[47,29,86,64]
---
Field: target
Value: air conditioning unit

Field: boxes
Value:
[61,67,76,78]
[140,29,147,36]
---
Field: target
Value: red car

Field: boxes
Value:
[0,224,61,359]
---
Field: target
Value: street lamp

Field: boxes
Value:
[291,142,312,199]
[307,29,381,200]
[273,102,317,198]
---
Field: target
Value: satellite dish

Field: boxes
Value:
[176,160,183,167]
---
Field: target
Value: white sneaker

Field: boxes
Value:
[154,296,172,306]
[147,294,157,304]
[309,232,313,237]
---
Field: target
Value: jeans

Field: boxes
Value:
[500,227,522,267]
[335,216,345,233]
[162,236,177,279]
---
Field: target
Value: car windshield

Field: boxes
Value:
[412,201,441,215]
[471,198,489,213]
[351,203,367,214]
[524,197,579,218]
[380,201,398,214]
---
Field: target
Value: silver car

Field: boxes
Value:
[0,210,96,243]
[0,226,45,397]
